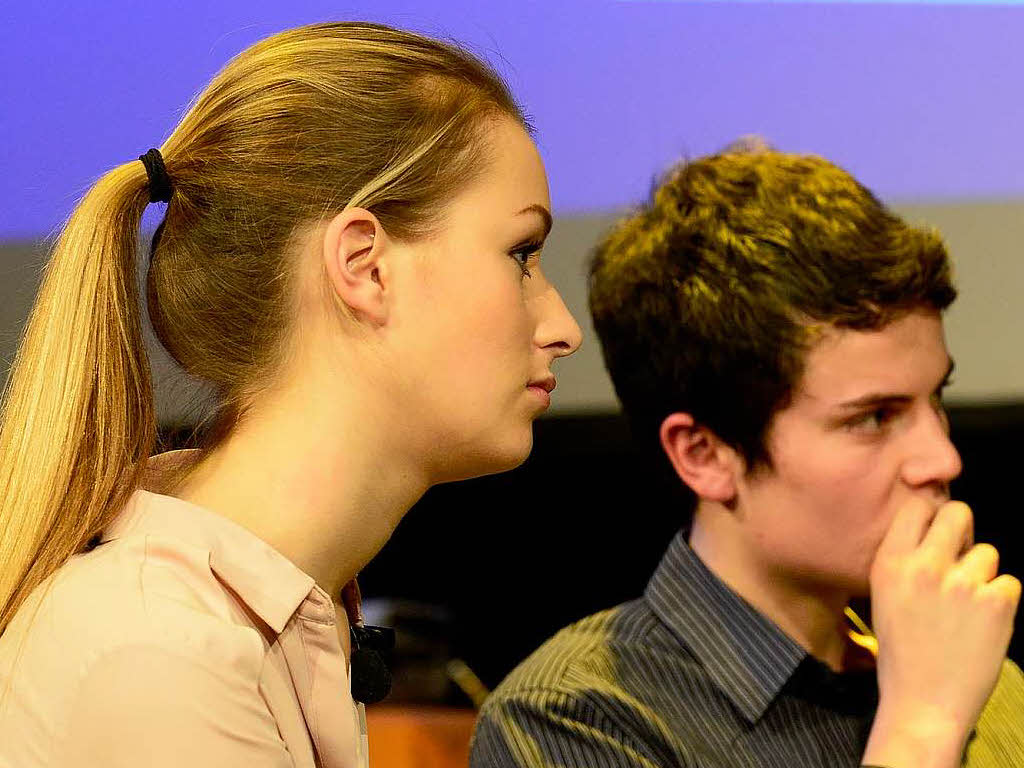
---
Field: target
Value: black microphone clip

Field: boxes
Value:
[349,624,395,704]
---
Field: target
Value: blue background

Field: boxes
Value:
[3,1,1024,238]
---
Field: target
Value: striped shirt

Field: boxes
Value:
[470,530,1024,767]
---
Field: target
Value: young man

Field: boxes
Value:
[471,150,1023,767]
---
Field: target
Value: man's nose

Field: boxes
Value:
[902,406,962,490]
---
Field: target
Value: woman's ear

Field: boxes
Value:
[659,413,741,504]
[322,208,390,326]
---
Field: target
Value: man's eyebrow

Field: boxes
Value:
[517,204,553,239]
[836,359,956,410]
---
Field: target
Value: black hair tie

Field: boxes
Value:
[139,148,173,204]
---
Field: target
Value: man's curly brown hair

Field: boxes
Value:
[589,149,956,482]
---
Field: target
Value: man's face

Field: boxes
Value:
[734,309,961,596]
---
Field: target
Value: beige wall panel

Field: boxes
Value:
[2,198,1023,420]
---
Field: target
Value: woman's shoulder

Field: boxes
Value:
[1,527,269,689]
[0,533,288,768]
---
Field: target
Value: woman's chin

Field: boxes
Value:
[434,432,535,484]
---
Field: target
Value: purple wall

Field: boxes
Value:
[3,1,1023,238]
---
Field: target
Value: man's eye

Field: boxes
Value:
[931,382,952,408]
[849,408,894,432]
[931,392,951,429]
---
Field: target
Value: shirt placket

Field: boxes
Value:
[279,590,360,768]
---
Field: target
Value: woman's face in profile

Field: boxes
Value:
[389,118,582,483]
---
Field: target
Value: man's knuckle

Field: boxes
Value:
[909,560,942,589]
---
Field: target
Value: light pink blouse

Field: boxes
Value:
[0,478,362,767]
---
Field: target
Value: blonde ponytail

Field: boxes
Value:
[0,161,157,636]
[0,21,526,637]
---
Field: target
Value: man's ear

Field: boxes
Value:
[322,208,390,326]
[659,413,741,504]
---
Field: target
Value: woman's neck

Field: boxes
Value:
[173,376,429,600]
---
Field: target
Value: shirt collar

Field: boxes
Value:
[644,529,807,724]
[100,451,318,634]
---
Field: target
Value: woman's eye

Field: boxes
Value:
[510,243,541,277]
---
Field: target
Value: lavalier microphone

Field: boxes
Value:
[350,624,395,704]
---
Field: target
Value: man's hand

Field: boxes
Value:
[863,498,1020,768]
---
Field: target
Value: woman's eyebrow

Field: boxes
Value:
[517,204,552,239]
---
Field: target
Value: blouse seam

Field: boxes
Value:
[295,620,324,759]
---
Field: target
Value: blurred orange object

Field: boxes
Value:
[365,705,477,768]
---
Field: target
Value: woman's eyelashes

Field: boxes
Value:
[509,240,543,278]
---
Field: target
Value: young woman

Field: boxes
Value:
[0,22,580,767]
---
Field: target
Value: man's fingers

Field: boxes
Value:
[981,574,1023,610]
[920,502,974,565]
[877,497,937,559]
[954,543,999,584]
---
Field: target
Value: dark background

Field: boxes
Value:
[344,406,1024,692]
